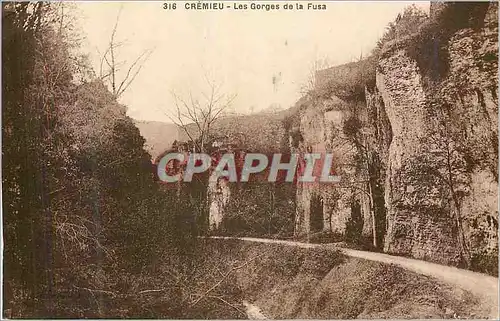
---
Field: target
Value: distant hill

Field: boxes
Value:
[134,105,302,159]
[133,120,179,159]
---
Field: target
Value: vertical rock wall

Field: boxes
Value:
[294,2,497,271]
[294,94,374,241]
[378,2,498,267]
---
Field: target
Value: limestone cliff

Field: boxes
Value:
[294,2,498,273]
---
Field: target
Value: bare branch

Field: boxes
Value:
[97,5,151,98]
[205,295,246,317]
[164,96,201,151]
[109,6,122,95]
[116,49,153,97]
[189,253,263,307]
[164,77,236,152]
[73,285,116,297]
[138,289,166,295]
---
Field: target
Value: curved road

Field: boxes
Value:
[210,236,499,319]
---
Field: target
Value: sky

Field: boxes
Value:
[76,1,430,122]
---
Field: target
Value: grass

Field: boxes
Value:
[196,239,485,319]
[44,238,485,319]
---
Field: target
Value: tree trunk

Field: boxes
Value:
[445,140,470,268]
[368,181,377,249]
[364,149,378,249]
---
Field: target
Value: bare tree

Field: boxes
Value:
[422,108,471,267]
[166,76,237,152]
[300,57,332,95]
[328,114,381,249]
[99,6,153,99]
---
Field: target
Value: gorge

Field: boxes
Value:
[140,1,498,274]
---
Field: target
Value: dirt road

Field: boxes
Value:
[211,236,499,319]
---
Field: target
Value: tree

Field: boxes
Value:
[301,56,332,95]
[2,3,85,314]
[166,75,237,153]
[2,3,183,317]
[372,4,428,55]
[324,109,384,250]
[161,75,237,234]
[98,6,153,99]
[417,105,472,268]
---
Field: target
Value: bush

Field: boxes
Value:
[2,4,192,317]
[221,184,296,237]
[345,201,364,244]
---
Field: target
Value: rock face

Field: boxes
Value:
[208,178,231,231]
[380,2,498,269]
[294,95,371,240]
[294,2,498,272]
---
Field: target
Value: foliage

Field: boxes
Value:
[311,59,376,102]
[289,128,304,148]
[344,200,364,244]
[182,112,288,154]
[382,3,491,84]
[2,3,189,317]
[342,115,363,144]
[374,5,428,56]
[340,111,387,250]
[3,3,76,315]
[221,184,296,237]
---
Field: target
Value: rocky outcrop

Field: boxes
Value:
[208,177,231,230]
[379,2,498,269]
[294,2,498,273]
[293,95,372,240]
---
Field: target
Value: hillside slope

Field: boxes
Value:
[133,120,179,158]
[191,239,492,319]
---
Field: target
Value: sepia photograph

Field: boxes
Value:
[1,1,499,319]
